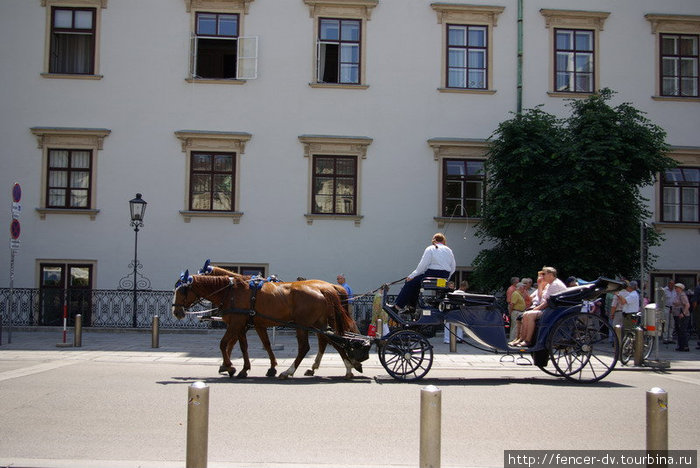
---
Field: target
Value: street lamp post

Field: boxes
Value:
[128,194,146,328]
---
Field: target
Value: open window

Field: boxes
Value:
[185,0,257,83]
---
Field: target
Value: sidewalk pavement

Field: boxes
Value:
[1,326,699,372]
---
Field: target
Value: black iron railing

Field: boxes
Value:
[0,288,386,331]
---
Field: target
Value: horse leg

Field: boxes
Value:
[326,341,356,379]
[253,324,278,377]
[304,333,327,376]
[279,329,310,379]
[235,331,251,379]
[219,326,237,377]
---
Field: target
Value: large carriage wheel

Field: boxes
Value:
[547,313,618,383]
[379,330,433,381]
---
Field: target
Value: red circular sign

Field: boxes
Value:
[10,219,20,239]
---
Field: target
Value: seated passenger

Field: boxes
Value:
[511,266,567,347]
[391,233,456,313]
[508,282,528,342]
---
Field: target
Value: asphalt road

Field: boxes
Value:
[0,329,699,468]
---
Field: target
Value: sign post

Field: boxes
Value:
[5,183,22,345]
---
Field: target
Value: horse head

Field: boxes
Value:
[172,270,195,319]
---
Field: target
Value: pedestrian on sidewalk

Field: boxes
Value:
[672,283,690,352]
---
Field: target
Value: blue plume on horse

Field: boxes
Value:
[199,259,213,275]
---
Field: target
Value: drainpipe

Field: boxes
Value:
[517,0,523,114]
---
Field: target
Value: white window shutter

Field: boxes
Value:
[190,33,198,78]
[237,36,258,79]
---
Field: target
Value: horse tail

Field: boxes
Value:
[330,286,359,335]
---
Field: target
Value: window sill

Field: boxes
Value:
[185,77,246,85]
[36,208,100,220]
[305,213,363,226]
[437,88,496,95]
[41,73,103,80]
[654,221,700,230]
[547,91,594,98]
[434,216,481,229]
[180,211,244,223]
[309,83,369,90]
[651,95,700,103]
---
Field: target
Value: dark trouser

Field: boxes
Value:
[675,314,689,350]
[395,269,450,308]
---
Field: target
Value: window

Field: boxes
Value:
[42,0,105,79]
[190,152,235,211]
[428,138,489,227]
[660,34,699,97]
[47,149,92,209]
[175,130,251,223]
[312,155,357,215]
[194,12,239,79]
[540,9,609,96]
[299,134,372,225]
[50,7,96,74]
[646,14,700,100]
[31,127,110,219]
[431,3,503,94]
[317,18,361,84]
[554,29,594,93]
[185,0,257,82]
[443,159,485,217]
[305,0,377,88]
[39,262,93,326]
[447,25,488,89]
[661,167,699,223]
[213,264,267,277]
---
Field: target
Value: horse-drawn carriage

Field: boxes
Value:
[376,276,624,383]
[172,264,624,384]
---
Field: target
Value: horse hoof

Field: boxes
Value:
[304,369,315,376]
[228,370,235,378]
[278,373,290,380]
[343,372,354,380]
[219,365,235,375]
[236,370,248,379]
[266,368,277,378]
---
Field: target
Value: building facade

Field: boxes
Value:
[1,0,699,311]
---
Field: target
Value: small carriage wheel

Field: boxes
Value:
[379,330,433,381]
[547,313,618,383]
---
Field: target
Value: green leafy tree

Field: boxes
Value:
[471,90,675,292]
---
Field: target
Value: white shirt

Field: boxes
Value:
[409,243,456,279]
[543,278,567,302]
[662,286,676,310]
[619,289,640,314]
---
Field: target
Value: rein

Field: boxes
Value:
[349,277,407,300]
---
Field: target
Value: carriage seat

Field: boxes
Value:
[446,291,496,306]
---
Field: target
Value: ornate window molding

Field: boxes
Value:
[40,0,107,79]
[655,146,700,229]
[431,3,504,94]
[299,134,372,226]
[540,9,610,97]
[174,130,251,223]
[428,138,488,227]
[645,14,700,101]
[30,126,110,220]
[304,0,377,89]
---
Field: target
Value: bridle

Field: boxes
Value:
[172,279,235,311]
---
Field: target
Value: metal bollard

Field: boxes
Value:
[74,314,82,347]
[449,324,457,353]
[187,381,210,468]
[614,324,622,360]
[420,385,441,468]
[151,315,159,348]
[646,387,668,467]
[376,319,383,339]
[633,326,644,366]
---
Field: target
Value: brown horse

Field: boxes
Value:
[172,273,364,379]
